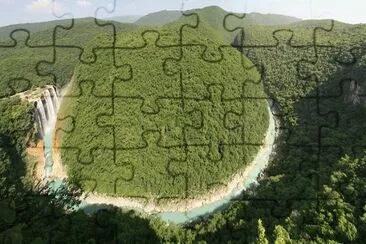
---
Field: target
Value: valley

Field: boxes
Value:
[0,5,366,243]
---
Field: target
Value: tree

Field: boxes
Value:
[257,219,269,244]
[274,225,292,244]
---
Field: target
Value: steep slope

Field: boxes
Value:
[193,20,366,243]
[231,19,362,122]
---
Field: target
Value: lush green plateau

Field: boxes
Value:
[1,5,366,243]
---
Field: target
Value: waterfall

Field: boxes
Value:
[35,101,47,137]
[49,86,59,111]
[44,90,55,124]
[34,86,60,138]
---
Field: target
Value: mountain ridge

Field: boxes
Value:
[132,6,301,26]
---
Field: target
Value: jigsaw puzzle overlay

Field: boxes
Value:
[1,0,366,243]
[57,24,269,204]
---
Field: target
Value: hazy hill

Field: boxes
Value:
[135,10,182,26]
[288,18,351,29]
[188,6,300,26]
[0,19,71,42]
[107,15,142,23]
[242,12,300,25]
[0,17,136,43]
[135,6,300,27]
[135,6,301,43]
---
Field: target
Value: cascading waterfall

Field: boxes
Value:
[35,102,47,137]
[34,86,60,178]
[34,86,60,137]
[44,90,55,126]
[49,86,59,111]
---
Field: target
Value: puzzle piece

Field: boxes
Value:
[164,45,261,101]
[0,30,54,98]
[167,144,258,198]
[57,80,114,166]
[114,130,186,199]
[96,96,202,151]
[225,13,278,49]
[51,0,117,61]
[37,47,83,89]
[96,97,146,149]
[75,47,132,97]
[53,18,116,63]
[177,8,227,61]
[114,31,181,113]
[184,83,269,153]
[184,85,243,159]
[3,3,366,243]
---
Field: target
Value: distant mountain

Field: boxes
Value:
[187,6,301,26]
[0,19,71,42]
[0,17,136,43]
[242,12,300,25]
[154,6,301,43]
[289,19,350,28]
[106,15,142,23]
[134,6,300,27]
[135,10,182,26]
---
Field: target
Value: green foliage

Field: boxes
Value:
[274,225,292,244]
[0,97,33,183]
[0,18,136,97]
[245,22,366,124]
[257,219,269,244]
[61,23,268,198]
[1,6,366,244]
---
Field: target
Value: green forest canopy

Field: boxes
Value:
[0,6,366,243]
[59,22,269,199]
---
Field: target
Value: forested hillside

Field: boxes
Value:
[185,18,366,244]
[1,6,366,243]
[0,18,136,97]
[59,21,269,200]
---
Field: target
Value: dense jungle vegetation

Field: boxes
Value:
[59,21,269,199]
[1,5,366,243]
[0,18,135,98]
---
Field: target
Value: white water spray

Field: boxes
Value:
[49,86,59,112]
[35,102,47,137]
[34,86,60,137]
